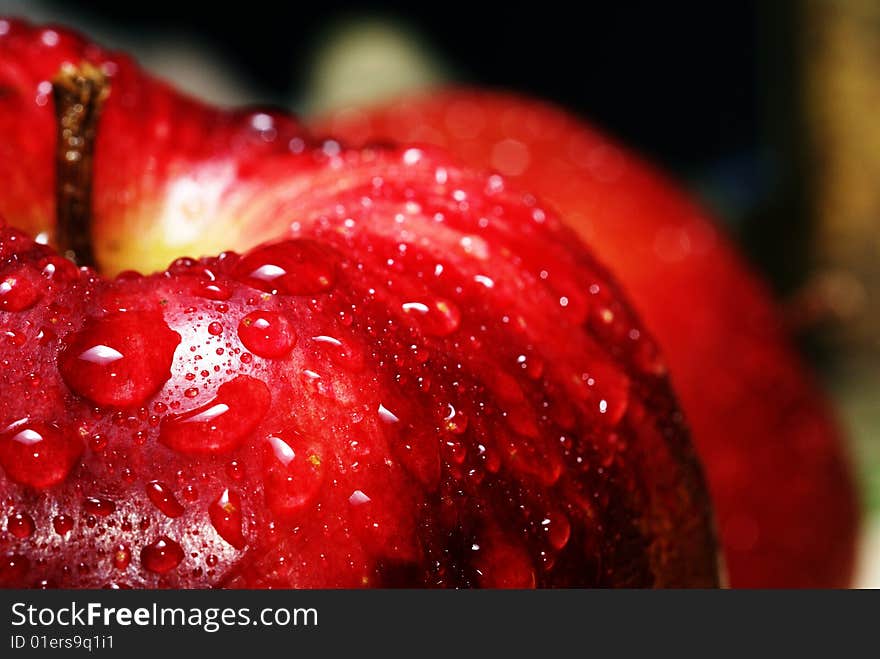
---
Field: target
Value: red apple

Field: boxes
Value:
[0,20,719,587]
[313,89,860,587]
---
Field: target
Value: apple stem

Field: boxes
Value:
[52,62,110,268]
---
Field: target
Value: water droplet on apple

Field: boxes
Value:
[0,419,83,488]
[311,334,365,370]
[38,255,79,282]
[400,298,461,336]
[542,511,572,551]
[263,433,324,520]
[196,280,232,301]
[6,511,35,538]
[349,489,371,506]
[159,375,271,455]
[233,240,338,295]
[113,544,131,570]
[377,403,400,424]
[441,404,468,435]
[53,514,73,536]
[209,488,245,549]
[84,497,116,517]
[59,311,181,407]
[300,369,334,399]
[146,481,185,518]
[0,264,42,311]
[237,310,296,358]
[141,536,184,574]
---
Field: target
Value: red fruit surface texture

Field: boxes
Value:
[314,89,859,587]
[0,19,720,585]
[0,164,717,587]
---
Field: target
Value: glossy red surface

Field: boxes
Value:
[0,19,719,585]
[314,90,860,587]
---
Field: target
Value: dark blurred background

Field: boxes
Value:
[0,1,818,295]
[1,0,878,583]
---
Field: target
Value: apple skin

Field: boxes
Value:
[0,18,308,275]
[0,20,719,587]
[313,90,860,588]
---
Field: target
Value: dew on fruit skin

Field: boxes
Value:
[349,490,371,506]
[141,536,184,574]
[0,419,83,489]
[84,497,116,517]
[311,334,365,370]
[209,488,246,549]
[159,375,271,455]
[113,545,131,570]
[442,404,468,435]
[377,403,400,424]
[52,514,73,536]
[196,281,232,301]
[516,353,545,380]
[226,461,243,482]
[6,511,35,538]
[58,311,181,407]
[146,481,185,518]
[232,240,338,296]
[88,433,107,452]
[238,310,296,358]
[401,298,461,336]
[37,255,79,282]
[263,434,324,520]
[542,511,572,551]
[0,264,43,311]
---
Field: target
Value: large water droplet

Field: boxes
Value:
[237,310,296,358]
[140,536,184,574]
[159,376,270,455]
[232,240,338,295]
[209,488,245,549]
[59,311,181,407]
[0,419,83,488]
[146,481,185,518]
[6,511,35,538]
